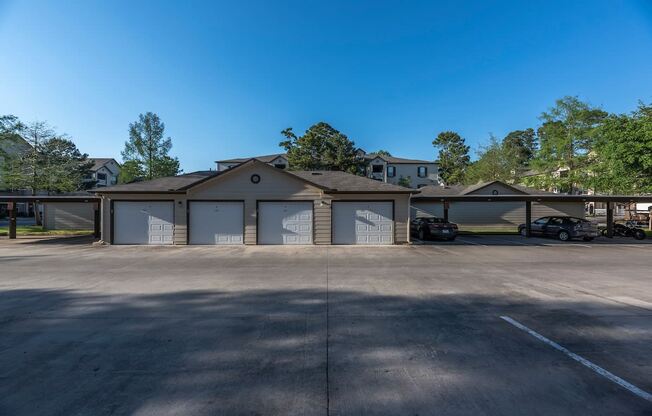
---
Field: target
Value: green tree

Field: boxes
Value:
[530,96,607,193]
[590,102,652,194]
[371,150,392,157]
[118,160,144,184]
[1,121,54,194]
[397,176,411,187]
[122,112,181,181]
[280,122,362,173]
[465,135,511,184]
[40,137,93,192]
[502,128,537,175]
[432,131,470,185]
[0,115,28,188]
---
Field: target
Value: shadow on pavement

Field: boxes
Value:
[0,288,649,415]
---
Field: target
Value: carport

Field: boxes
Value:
[412,194,652,238]
[0,195,101,239]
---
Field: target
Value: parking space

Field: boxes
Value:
[0,240,650,415]
[413,233,652,247]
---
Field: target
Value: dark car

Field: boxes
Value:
[518,216,599,241]
[411,217,458,241]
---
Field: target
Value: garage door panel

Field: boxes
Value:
[114,201,174,245]
[189,201,243,245]
[333,202,393,245]
[258,202,313,245]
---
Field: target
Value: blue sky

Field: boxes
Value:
[1,0,652,172]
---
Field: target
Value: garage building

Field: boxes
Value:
[411,181,586,230]
[95,159,414,245]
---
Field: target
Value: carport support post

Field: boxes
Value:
[443,201,449,222]
[8,202,17,239]
[525,201,532,237]
[93,202,101,239]
[606,201,614,238]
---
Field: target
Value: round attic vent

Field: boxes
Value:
[251,174,261,184]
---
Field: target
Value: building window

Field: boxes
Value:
[274,163,286,169]
[417,166,427,177]
[97,173,107,181]
[387,166,396,177]
[372,164,384,173]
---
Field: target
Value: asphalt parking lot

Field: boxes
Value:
[0,236,651,415]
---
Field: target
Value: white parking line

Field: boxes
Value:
[500,315,652,403]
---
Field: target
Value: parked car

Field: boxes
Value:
[518,216,599,241]
[411,217,458,241]
[600,222,647,240]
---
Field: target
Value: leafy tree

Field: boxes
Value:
[465,135,511,184]
[40,137,93,192]
[502,128,537,175]
[122,112,181,181]
[0,115,28,188]
[589,102,652,194]
[397,176,411,188]
[432,131,470,185]
[118,160,144,184]
[530,96,607,193]
[1,121,54,194]
[280,122,362,174]
[371,150,392,157]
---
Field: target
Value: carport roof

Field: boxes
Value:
[415,180,556,198]
[92,171,220,193]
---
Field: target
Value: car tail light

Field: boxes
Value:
[430,223,443,229]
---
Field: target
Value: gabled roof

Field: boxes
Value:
[0,135,31,159]
[414,180,555,198]
[94,159,416,194]
[364,154,436,164]
[288,171,415,193]
[215,153,287,164]
[89,158,119,173]
[92,171,220,193]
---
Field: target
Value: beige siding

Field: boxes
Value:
[43,203,94,230]
[100,163,412,245]
[187,163,322,245]
[332,194,411,243]
[314,198,332,245]
[412,201,585,230]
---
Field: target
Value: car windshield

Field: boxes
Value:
[423,218,445,224]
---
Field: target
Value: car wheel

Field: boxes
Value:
[583,236,594,242]
[519,227,527,237]
[633,229,646,240]
[418,228,427,241]
[558,230,570,241]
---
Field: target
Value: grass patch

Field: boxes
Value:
[0,225,93,236]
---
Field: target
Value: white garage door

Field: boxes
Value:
[113,201,174,245]
[333,201,393,245]
[189,201,244,245]
[258,201,313,245]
